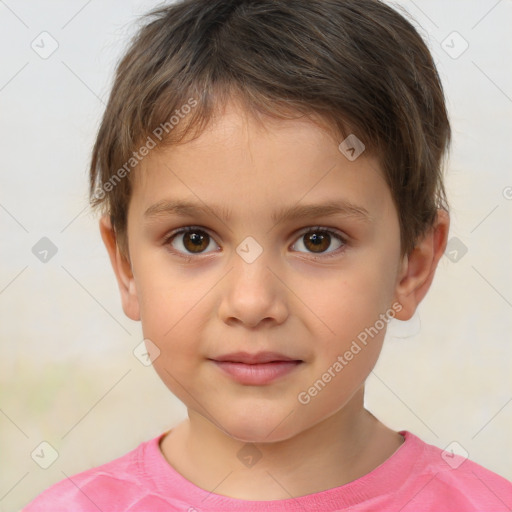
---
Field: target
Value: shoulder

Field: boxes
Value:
[398,431,512,510]
[22,434,172,511]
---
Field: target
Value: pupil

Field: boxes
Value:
[190,233,202,245]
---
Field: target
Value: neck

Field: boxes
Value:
[160,388,404,500]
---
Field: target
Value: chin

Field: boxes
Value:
[218,411,301,445]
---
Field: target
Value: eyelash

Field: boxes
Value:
[162,225,348,261]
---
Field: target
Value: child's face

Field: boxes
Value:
[119,100,408,442]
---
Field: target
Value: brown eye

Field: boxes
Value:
[292,228,345,256]
[303,232,331,253]
[183,231,209,253]
[166,228,219,255]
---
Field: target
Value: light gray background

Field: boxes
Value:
[1,1,511,510]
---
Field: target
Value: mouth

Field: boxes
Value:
[208,352,303,385]
[209,351,302,364]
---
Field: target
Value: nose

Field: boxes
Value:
[217,246,289,329]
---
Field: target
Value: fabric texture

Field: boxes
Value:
[23,430,512,511]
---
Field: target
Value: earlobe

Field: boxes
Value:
[393,209,450,321]
[99,215,141,321]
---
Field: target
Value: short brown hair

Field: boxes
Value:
[89,0,451,258]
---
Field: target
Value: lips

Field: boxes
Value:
[210,351,301,364]
[209,352,303,385]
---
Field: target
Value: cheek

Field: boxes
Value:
[298,262,394,343]
[293,267,389,419]
[133,262,207,361]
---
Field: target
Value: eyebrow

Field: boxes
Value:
[143,199,372,224]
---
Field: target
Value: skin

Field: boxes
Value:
[100,97,449,500]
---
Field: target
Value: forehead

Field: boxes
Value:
[130,100,391,224]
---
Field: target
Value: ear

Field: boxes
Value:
[393,209,450,321]
[99,215,140,321]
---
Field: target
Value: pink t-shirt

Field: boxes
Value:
[23,430,512,511]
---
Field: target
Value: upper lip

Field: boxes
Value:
[210,351,301,364]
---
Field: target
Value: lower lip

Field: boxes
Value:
[211,360,302,385]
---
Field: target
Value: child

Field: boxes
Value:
[24,0,512,510]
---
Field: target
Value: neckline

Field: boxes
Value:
[142,430,423,511]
